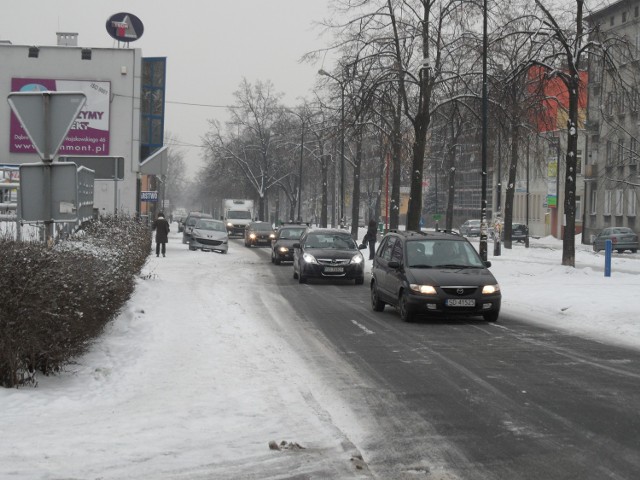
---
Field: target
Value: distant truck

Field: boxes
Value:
[223,199,254,236]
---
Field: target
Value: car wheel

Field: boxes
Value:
[298,273,307,284]
[189,246,196,251]
[371,283,385,312]
[632,249,638,253]
[293,268,298,279]
[398,290,414,323]
[483,310,499,322]
[274,256,281,265]
[355,276,364,285]
[271,251,275,263]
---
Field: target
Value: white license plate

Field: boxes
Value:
[446,299,475,307]
[324,266,344,273]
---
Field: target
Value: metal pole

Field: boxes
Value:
[340,84,345,227]
[43,92,54,245]
[297,120,304,222]
[525,137,530,248]
[480,0,488,261]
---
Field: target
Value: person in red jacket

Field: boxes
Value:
[152,212,170,257]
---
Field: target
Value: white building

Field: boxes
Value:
[0,32,166,218]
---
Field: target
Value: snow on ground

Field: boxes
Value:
[0,225,638,479]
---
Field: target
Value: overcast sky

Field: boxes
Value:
[2,0,335,178]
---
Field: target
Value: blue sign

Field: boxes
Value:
[141,191,158,202]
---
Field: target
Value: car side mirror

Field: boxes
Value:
[484,260,492,267]
[292,242,301,249]
[388,261,401,269]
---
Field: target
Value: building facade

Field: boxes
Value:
[585,0,640,242]
[0,32,166,220]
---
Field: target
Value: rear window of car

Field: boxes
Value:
[196,220,226,232]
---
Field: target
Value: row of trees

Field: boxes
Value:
[180,0,632,267]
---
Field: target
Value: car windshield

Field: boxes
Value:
[611,228,632,234]
[279,228,305,239]
[305,233,357,250]
[228,211,252,220]
[195,220,226,232]
[251,223,273,232]
[406,240,485,268]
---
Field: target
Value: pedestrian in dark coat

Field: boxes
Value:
[152,212,170,257]
[362,219,378,260]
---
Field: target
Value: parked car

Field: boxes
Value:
[292,228,367,284]
[370,230,501,322]
[501,223,528,243]
[459,219,481,236]
[189,218,228,253]
[182,212,213,244]
[592,227,639,253]
[244,221,276,247]
[271,224,308,264]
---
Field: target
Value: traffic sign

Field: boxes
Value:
[19,162,79,222]
[7,91,86,161]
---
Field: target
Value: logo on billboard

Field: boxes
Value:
[106,12,144,42]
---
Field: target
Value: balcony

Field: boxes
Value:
[584,164,598,179]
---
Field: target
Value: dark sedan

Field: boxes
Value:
[271,225,308,264]
[292,228,367,284]
[244,221,276,247]
[502,223,528,243]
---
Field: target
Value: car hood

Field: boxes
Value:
[193,229,227,240]
[275,239,300,247]
[305,248,359,260]
[406,267,497,286]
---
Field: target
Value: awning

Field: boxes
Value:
[139,146,168,176]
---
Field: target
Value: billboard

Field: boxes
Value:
[10,78,111,156]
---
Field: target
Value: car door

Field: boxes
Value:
[384,239,405,301]
[373,236,396,302]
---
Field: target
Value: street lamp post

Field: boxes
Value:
[318,69,346,227]
[286,109,305,222]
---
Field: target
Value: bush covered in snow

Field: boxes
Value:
[0,215,151,387]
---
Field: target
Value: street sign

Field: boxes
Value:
[141,191,158,202]
[7,91,86,161]
[59,156,124,180]
[19,162,79,222]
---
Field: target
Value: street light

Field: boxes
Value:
[318,68,346,226]
[285,108,305,222]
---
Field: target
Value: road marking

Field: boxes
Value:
[350,319,375,335]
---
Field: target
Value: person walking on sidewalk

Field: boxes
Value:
[362,218,378,260]
[152,212,170,257]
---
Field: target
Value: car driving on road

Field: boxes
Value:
[271,224,308,264]
[292,228,366,284]
[370,230,501,322]
[244,221,276,247]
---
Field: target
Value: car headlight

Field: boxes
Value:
[302,252,318,264]
[350,253,364,264]
[270,233,276,239]
[410,284,437,295]
[278,246,289,253]
[226,222,233,228]
[249,233,257,239]
[482,284,500,294]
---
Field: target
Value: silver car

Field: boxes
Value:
[592,227,638,253]
[189,219,229,253]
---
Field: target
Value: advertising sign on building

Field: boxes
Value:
[10,78,111,156]
[141,191,158,202]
